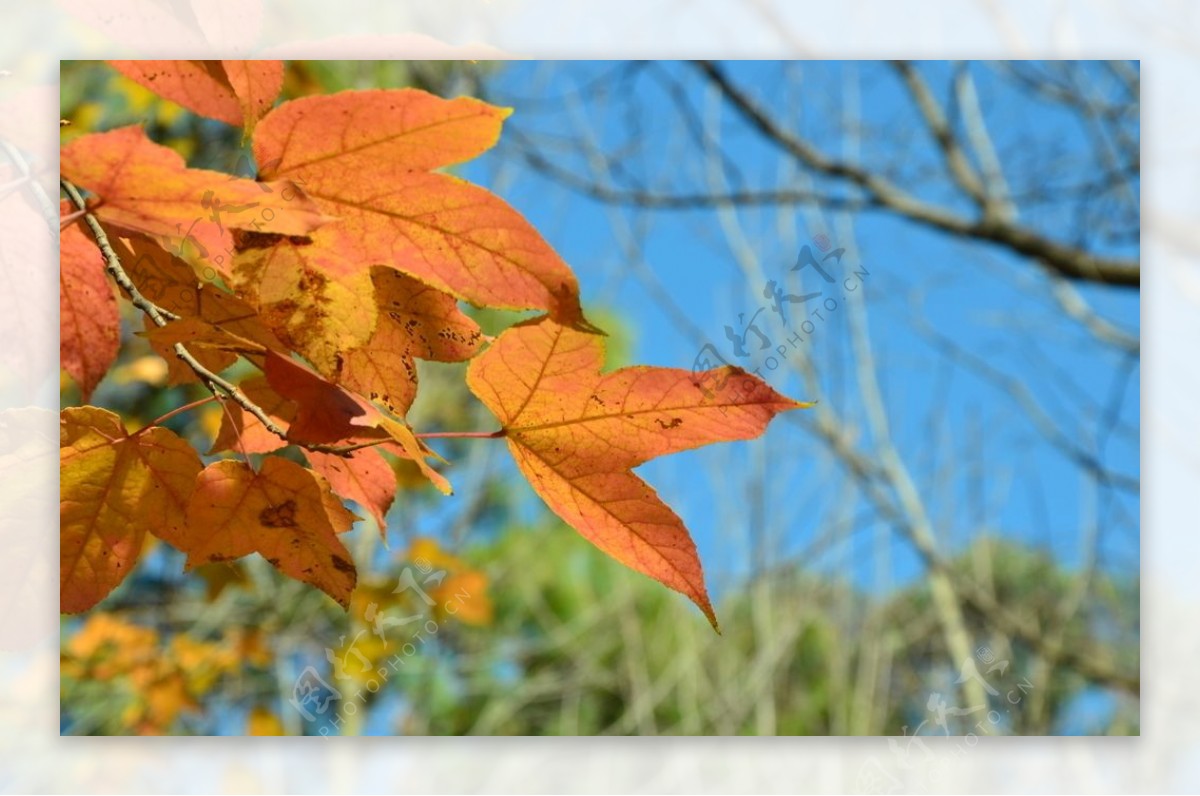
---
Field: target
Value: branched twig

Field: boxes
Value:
[133,396,218,434]
[61,179,390,458]
[693,61,1140,287]
[890,60,989,209]
[416,430,505,440]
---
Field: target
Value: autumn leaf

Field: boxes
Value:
[173,457,358,608]
[253,88,590,326]
[61,406,202,613]
[116,235,284,349]
[60,201,119,400]
[140,317,243,385]
[115,233,203,311]
[263,349,386,445]
[116,234,288,379]
[435,570,493,626]
[59,68,817,636]
[60,126,328,278]
[107,60,284,135]
[338,266,483,416]
[231,231,377,378]
[306,447,396,532]
[467,317,809,628]
[108,60,284,135]
[208,375,294,455]
[262,351,452,494]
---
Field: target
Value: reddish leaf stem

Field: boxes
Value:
[136,395,219,434]
[415,430,505,440]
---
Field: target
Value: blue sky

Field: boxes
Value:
[447,60,1140,599]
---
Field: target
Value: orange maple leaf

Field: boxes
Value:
[231,232,378,379]
[252,88,590,326]
[306,447,396,533]
[262,351,451,494]
[263,349,387,445]
[174,457,359,608]
[115,234,288,381]
[61,407,203,612]
[60,201,119,400]
[338,266,484,416]
[108,60,284,135]
[467,317,810,629]
[60,126,328,279]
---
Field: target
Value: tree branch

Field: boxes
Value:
[890,60,989,209]
[693,61,1139,287]
[61,179,384,458]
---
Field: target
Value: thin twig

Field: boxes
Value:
[133,395,218,434]
[693,61,1139,287]
[61,179,391,458]
[416,430,505,440]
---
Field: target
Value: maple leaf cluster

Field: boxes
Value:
[60,60,808,629]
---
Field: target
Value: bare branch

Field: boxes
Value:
[61,179,381,458]
[890,60,989,208]
[516,140,871,210]
[694,61,1139,287]
[953,64,1017,221]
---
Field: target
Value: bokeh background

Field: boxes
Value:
[57,59,1140,738]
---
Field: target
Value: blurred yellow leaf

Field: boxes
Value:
[403,537,493,627]
[63,612,158,679]
[108,355,169,387]
[126,672,195,735]
[247,706,285,736]
[171,634,237,695]
[406,536,464,572]
[198,404,225,447]
[432,569,492,626]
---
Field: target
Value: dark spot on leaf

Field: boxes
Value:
[233,230,311,250]
[260,499,298,527]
